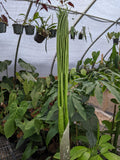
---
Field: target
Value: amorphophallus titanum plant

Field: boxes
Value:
[57,8,70,160]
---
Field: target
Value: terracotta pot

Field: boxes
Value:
[12,24,23,34]
[25,25,35,35]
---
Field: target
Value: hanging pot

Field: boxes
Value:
[34,31,46,43]
[49,29,57,38]
[25,25,35,35]
[71,32,75,39]
[78,32,83,40]
[12,24,23,34]
[0,22,6,33]
[113,38,119,45]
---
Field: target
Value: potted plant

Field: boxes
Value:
[12,17,24,35]
[24,23,35,35]
[19,13,35,35]
[49,28,57,38]
[70,26,78,39]
[12,23,24,35]
[107,32,120,45]
[0,15,8,33]
[34,13,56,43]
[78,32,83,39]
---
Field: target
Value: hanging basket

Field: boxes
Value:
[0,22,7,33]
[34,31,47,43]
[12,24,23,35]
[49,29,57,38]
[78,32,83,40]
[113,38,119,45]
[70,32,75,39]
[25,25,35,35]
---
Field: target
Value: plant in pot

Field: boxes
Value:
[12,16,24,35]
[0,15,8,33]
[107,32,120,45]
[49,28,57,38]
[20,13,35,35]
[70,26,78,39]
[34,14,56,43]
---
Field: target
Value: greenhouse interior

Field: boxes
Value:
[1,0,120,159]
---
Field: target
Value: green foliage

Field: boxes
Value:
[107,32,120,39]
[18,58,36,73]
[22,142,38,160]
[34,12,56,35]
[54,134,120,160]
[0,60,12,72]
[4,100,28,138]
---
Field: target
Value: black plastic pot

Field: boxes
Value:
[49,29,57,38]
[12,24,23,34]
[113,38,119,45]
[71,32,75,39]
[78,32,83,40]
[34,31,46,43]
[25,25,35,35]
[0,22,6,33]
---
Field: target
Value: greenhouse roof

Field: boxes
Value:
[0,0,120,78]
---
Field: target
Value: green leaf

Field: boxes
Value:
[81,69,87,76]
[103,152,120,160]
[30,134,42,142]
[68,93,76,118]
[111,98,119,104]
[54,152,60,159]
[17,101,28,118]
[82,114,98,147]
[102,81,120,103]
[86,131,97,148]
[33,12,39,20]
[8,92,17,106]
[89,155,103,160]
[4,119,16,138]
[31,90,40,108]
[16,119,36,139]
[46,125,58,146]
[0,60,12,72]
[85,83,95,95]
[102,120,112,130]
[46,101,58,121]
[34,119,44,134]
[115,111,120,122]
[22,142,38,160]
[95,83,103,105]
[22,72,36,82]
[0,82,11,91]
[23,80,34,95]
[100,143,114,154]
[70,146,87,160]
[99,135,111,145]
[16,136,25,149]
[18,58,36,72]
[78,151,90,160]
[84,58,92,65]
[92,51,100,63]
[72,95,86,120]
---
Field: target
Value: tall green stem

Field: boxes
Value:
[57,8,70,160]
[14,2,33,83]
